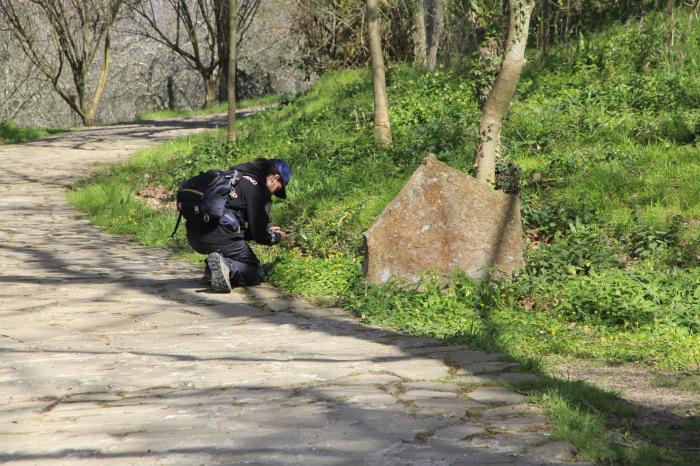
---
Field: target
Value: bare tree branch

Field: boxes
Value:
[0,0,127,126]
[128,0,261,108]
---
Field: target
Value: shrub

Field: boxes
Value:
[522,268,700,331]
[342,272,487,339]
[265,248,361,300]
[524,219,622,277]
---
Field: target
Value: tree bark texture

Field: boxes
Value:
[667,0,675,50]
[413,0,427,67]
[204,76,219,109]
[476,37,500,108]
[537,0,551,61]
[475,0,535,185]
[228,0,238,143]
[426,0,445,71]
[167,77,176,110]
[366,0,392,147]
[219,0,261,102]
[87,23,114,126]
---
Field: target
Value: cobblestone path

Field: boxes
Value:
[0,116,589,465]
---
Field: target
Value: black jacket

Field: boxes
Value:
[186,162,280,246]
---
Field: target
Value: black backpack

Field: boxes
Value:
[170,169,241,237]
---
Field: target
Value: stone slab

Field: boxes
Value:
[487,415,550,433]
[401,389,459,401]
[498,373,542,384]
[336,373,402,385]
[466,386,527,404]
[526,441,579,463]
[482,403,544,419]
[400,381,463,392]
[431,423,486,441]
[456,361,520,374]
[412,397,487,414]
[363,154,523,283]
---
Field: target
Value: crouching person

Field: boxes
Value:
[186,158,291,292]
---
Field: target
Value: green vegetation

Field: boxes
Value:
[514,376,699,465]
[70,8,700,464]
[135,94,290,121]
[0,120,64,144]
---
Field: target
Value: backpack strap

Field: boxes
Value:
[170,212,183,237]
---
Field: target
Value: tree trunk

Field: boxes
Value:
[85,24,113,126]
[167,77,176,110]
[217,0,229,103]
[538,0,550,61]
[685,0,700,42]
[228,0,238,143]
[366,0,392,147]
[476,37,500,109]
[73,74,93,127]
[203,76,219,108]
[426,0,445,71]
[78,109,93,127]
[667,0,675,51]
[475,0,535,185]
[413,0,427,67]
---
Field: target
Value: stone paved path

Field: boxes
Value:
[0,116,589,465]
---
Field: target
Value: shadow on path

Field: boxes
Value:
[1,113,691,464]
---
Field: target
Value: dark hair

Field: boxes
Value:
[252,158,279,177]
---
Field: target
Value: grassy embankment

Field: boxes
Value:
[135,93,290,121]
[0,120,64,144]
[70,9,699,465]
[0,95,285,142]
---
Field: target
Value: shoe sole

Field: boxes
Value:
[207,253,232,293]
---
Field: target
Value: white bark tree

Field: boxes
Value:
[475,0,535,184]
[413,0,427,67]
[366,0,392,147]
[425,0,445,71]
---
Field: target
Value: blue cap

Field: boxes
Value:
[270,158,292,199]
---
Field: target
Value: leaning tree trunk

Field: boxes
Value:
[475,0,535,184]
[84,23,114,127]
[426,0,445,72]
[413,0,427,67]
[476,36,500,108]
[227,0,238,143]
[366,0,392,147]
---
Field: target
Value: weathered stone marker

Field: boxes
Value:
[363,154,523,283]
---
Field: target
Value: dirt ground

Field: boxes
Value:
[554,359,700,452]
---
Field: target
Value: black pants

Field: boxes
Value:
[187,234,265,287]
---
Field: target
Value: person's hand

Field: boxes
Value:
[271,226,288,241]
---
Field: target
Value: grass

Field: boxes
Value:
[69,6,700,464]
[136,94,290,121]
[496,370,700,465]
[651,375,700,392]
[0,120,65,144]
[528,380,698,465]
